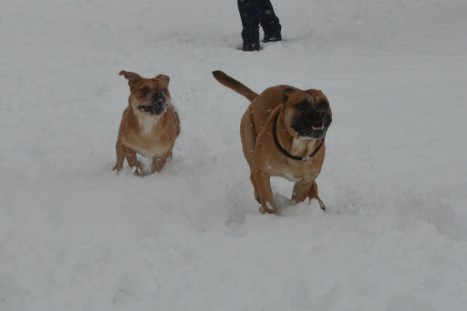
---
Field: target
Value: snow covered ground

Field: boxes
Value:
[1,0,467,310]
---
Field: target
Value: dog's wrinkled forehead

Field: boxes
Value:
[284,88,330,111]
[133,77,169,96]
[119,70,170,92]
[154,74,170,89]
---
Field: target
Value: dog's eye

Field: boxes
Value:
[317,100,329,109]
[297,101,310,110]
[140,87,151,97]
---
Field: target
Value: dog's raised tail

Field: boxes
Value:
[212,70,258,101]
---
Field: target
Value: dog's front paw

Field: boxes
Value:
[259,206,277,214]
[319,202,326,211]
[112,165,122,174]
[132,166,143,177]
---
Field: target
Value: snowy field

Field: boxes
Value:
[1,0,467,310]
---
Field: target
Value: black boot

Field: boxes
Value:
[258,0,282,42]
[241,27,261,51]
[242,42,261,51]
[263,32,282,43]
[238,0,262,51]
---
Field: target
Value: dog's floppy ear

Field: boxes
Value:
[282,88,295,103]
[119,70,143,85]
[155,74,170,88]
[306,89,329,104]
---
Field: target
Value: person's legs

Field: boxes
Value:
[237,0,261,51]
[258,0,281,42]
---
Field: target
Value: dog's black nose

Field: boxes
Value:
[151,91,165,104]
[146,91,167,115]
[303,111,323,125]
[313,110,326,120]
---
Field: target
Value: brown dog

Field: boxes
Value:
[212,71,332,214]
[113,70,180,176]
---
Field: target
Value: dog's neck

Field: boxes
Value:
[290,136,322,158]
[140,114,161,134]
[130,107,162,134]
[274,111,324,161]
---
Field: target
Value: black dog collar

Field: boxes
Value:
[272,113,325,161]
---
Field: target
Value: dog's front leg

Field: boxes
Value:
[292,180,325,211]
[122,146,143,176]
[113,139,125,173]
[308,180,325,211]
[151,149,172,173]
[291,180,313,204]
[253,171,277,214]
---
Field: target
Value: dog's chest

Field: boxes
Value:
[124,133,169,157]
[290,138,317,157]
[267,138,323,182]
[279,160,320,182]
[122,115,170,157]
[141,116,156,134]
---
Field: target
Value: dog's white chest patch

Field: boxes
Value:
[292,136,314,153]
[139,115,159,134]
[291,136,321,159]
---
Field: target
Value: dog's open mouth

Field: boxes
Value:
[312,123,325,131]
[293,109,332,139]
[138,103,166,115]
[294,121,327,139]
[308,124,327,139]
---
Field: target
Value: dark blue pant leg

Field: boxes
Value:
[258,0,281,40]
[237,0,261,50]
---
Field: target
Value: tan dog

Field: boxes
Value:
[113,70,180,176]
[212,71,332,214]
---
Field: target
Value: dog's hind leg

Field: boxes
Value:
[250,174,261,203]
[241,111,260,203]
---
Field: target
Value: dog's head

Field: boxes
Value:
[282,88,332,140]
[120,70,171,116]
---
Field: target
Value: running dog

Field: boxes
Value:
[212,70,331,214]
[113,70,180,176]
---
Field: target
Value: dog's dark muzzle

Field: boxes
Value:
[138,92,168,115]
[293,111,331,139]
